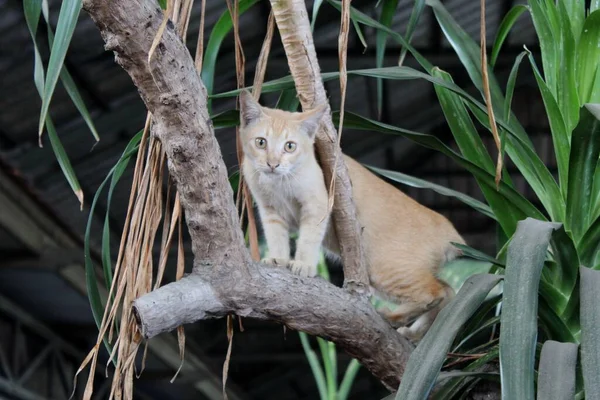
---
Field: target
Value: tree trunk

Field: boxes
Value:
[82,0,413,391]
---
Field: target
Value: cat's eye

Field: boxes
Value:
[284,141,297,153]
[255,137,267,149]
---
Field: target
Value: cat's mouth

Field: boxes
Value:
[262,167,286,176]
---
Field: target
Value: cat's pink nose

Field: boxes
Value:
[267,162,280,171]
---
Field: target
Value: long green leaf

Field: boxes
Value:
[466,101,564,223]
[42,7,99,141]
[528,0,558,97]
[499,218,561,400]
[395,274,502,399]
[564,0,584,40]
[566,105,600,240]
[490,5,528,68]
[311,0,325,31]
[431,69,495,173]
[316,338,337,399]
[577,10,600,105]
[579,216,600,268]
[38,0,82,138]
[452,244,504,267]
[548,226,580,307]
[504,51,527,121]
[538,296,578,343]
[299,332,328,400]
[556,0,580,132]
[23,0,83,206]
[426,0,504,112]
[375,0,399,117]
[23,0,45,104]
[580,267,600,400]
[526,51,570,199]
[368,166,495,220]
[328,0,434,72]
[46,118,83,206]
[592,155,600,222]
[337,359,360,400]
[201,0,259,111]
[398,0,425,66]
[276,89,300,112]
[336,111,543,226]
[430,68,525,234]
[502,51,527,163]
[454,315,501,352]
[537,341,579,400]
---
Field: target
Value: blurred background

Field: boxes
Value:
[0,0,556,398]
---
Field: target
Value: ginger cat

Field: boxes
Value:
[239,91,466,340]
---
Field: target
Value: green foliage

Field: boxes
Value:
[297,254,364,400]
[23,0,86,205]
[395,274,502,399]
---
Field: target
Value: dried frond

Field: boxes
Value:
[480,0,502,188]
[76,2,198,398]
[194,0,207,72]
[325,0,351,215]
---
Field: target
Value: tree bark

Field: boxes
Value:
[82,0,412,390]
[270,0,370,294]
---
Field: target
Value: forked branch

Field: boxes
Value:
[82,0,412,390]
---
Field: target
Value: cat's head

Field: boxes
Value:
[239,90,327,176]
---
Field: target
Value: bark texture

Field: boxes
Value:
[83,0,413,390]
[270,0,370,294]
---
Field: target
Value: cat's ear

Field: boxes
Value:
[239,90,263,127]
[300,104,328,138]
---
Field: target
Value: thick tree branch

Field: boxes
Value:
[82,0,412,390]
[270,0,369,294]
[134,263,412,389]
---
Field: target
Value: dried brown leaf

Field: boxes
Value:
[480,0,502,188]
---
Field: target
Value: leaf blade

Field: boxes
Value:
[38,0,83,139]
[537,340,579,400]
[395,274,503,400]
[490,5,528,68]
[499,218,561,400]
[580,266,600,400]
[566,105,600,241]
[368,165,496,220]
[577,11,600,104]
[375,0,399,117]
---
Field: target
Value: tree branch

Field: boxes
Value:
[270,0,370,294]
[133,263,412,389]
[82,0,412,390]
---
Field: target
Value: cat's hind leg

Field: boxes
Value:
[397,283,454,341]
[381,275,454,341]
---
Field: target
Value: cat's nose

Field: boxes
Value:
[267,162,280,171]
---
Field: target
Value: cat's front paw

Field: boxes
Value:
[261,258,290,268]
[288,260,317,278]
